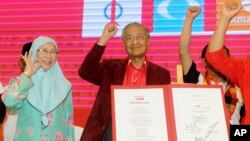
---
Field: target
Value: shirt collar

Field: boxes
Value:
[127,58,148,69]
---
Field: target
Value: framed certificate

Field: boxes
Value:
[167,84,229,141]
[111,85,171,141]
[111,85,229,141]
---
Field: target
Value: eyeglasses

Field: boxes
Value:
[37,49,58,56]
[124,35,147,42]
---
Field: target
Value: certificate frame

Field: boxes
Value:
[111,85,172,141]
[111,84,230,141]
[167,84,230,141]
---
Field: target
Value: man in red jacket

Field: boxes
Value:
[78,22,171,141]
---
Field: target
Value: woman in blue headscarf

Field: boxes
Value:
[3,36,75,141]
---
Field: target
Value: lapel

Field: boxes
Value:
[146,62,156,85]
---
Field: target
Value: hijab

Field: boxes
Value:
[28,36,72,128]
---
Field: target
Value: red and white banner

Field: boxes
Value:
[82,0,142,37]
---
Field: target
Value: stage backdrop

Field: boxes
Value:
[0,0,250,127]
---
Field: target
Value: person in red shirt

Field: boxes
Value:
[179,6,244,125]
[206,0,250,124]
[78,22,171,141]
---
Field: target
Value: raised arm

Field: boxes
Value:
[3,53,36,110]
[208,0,242,53]
[97,22,118,46]
[179,6,200,75]
[78,23,118,85]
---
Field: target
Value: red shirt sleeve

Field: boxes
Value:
[206,48,242,86]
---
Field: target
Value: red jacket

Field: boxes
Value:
[206,48,250,124]
[78,43,171,141]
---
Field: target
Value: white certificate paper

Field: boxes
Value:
[112,87,169,141]
[171,87,229,141]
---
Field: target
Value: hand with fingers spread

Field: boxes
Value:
[22,52,40,77]
[3,36,74,140]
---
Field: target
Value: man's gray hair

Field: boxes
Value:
[121,22,150,39]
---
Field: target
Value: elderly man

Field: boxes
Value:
[78,22,171,141]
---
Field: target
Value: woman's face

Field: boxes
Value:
[36,43,57,71]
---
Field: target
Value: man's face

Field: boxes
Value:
[122,25,149,58]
